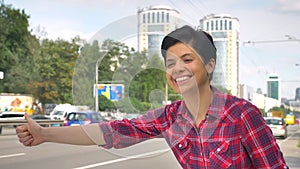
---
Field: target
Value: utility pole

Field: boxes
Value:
[95,60,100,112]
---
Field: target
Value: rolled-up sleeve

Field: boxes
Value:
[99,107,172,149]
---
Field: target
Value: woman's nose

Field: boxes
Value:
[173,60,185,73]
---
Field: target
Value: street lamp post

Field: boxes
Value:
[95,60,100,112]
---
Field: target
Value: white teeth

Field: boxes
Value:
[176,76,189,82]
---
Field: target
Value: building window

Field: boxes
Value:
[211,20,214,31]
[143,14,146,23]
[147,13,150,23]
[220,20,223,30]
[166,13,169,22]
[152,12,155,23]
[229,21,232,30]
[216,20,218,30]
[206,21,209,30]
[162,12,165,23]
[224,20,227,30]
[157,12,160,23]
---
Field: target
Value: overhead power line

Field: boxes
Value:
[243,35,300,46]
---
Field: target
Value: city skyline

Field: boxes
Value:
[4,0,300,99]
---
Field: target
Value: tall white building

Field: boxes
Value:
[198,14,240,96]
[137,5,180,57]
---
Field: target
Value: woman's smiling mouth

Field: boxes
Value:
[175,76,192,85]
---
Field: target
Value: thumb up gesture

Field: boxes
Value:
[16,113,45,146]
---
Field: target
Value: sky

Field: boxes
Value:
[4,0,300,99]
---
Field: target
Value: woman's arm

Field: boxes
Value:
[16,113,106,146]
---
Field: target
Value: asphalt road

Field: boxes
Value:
[277,125,300,169]
[0,125,299,169]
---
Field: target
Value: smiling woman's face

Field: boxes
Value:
[165,43,210,94]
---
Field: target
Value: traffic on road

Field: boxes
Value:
[0,125,299,169]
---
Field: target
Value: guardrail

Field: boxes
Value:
[0,120,64,134]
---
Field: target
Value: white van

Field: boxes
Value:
[50,104,89,120]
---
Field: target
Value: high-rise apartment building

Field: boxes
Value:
[295,88,300,101]
[137,5,180,57]
[198,14,239,96]
[267,73,281,101]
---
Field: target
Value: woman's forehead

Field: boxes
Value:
[166,43,203,60]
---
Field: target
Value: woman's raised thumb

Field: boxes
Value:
[24,113,34,123]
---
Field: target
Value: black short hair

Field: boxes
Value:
[161,25,216,64]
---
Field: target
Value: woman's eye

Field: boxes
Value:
[166,63,175,68]
[184,59,193,63]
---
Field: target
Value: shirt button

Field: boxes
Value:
[217,148,221,152]
[178,144,182,148]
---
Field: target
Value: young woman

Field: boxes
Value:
[17,25,288,168]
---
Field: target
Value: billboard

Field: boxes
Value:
[95,84,124,101]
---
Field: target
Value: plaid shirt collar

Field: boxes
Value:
[176,86,228,123]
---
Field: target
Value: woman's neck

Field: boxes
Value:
[183,85,213,125]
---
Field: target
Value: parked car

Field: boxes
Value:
[0,111,25,134]
[264,117,288,139]
[64,112,106,126]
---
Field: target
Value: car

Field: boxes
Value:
[30,114,52,127]
[264,117,288,139]
[49,104,89,121]
[64,112,106,126]
[124,113,140,120]
[0,111,25,119]
[31,114,51,120]
[50,110,68,120]
[0,111,25,134]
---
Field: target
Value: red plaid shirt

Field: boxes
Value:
[99,87,288,169]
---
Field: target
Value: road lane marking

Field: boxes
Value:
[0,153,26,159]
[73,148,170,169]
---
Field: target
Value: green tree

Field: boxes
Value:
[98,95,115,111]
[115,97,144,114]
[30,38,80,104]
[98,39,132,82]
[0,2,40,93]
[73,40,101,108]
[129,54,166,103]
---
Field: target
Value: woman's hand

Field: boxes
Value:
[16,113,45,146]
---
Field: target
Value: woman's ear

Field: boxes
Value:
[205,58,216,74]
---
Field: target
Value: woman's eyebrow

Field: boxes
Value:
[180,53,192,59]
[166,52,192,62]
[166,58,175,62]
